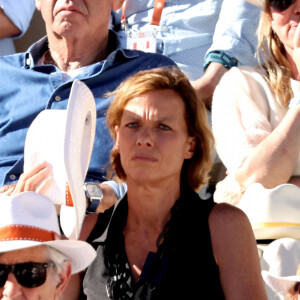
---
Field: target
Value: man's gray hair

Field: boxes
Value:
[46,246,70,283]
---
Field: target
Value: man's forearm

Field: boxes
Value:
[0,8,21,39]
[192,62,228,109]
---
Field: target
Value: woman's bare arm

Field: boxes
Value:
[209,203,267,300]
[236,105,300,189]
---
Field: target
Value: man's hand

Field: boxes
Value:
[192,62,228,109]
[0,162,52,196]
[12,161,52,195]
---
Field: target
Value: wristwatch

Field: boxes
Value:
[203,51,238,72]
[84,183,103,214]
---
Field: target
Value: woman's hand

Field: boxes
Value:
[0,161,53,196]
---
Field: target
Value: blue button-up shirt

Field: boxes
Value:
[0,31,176,197]
[113,0,261,81]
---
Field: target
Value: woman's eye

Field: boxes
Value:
[159,124,171,130]
[126,122,138,128]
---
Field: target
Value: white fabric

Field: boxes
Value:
[24,80,96,239]
[212,66,300,203]
[212,66,300,176]
[260,238,300,300]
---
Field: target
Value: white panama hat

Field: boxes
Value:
[24,79,96,239]
[237,183,300,240]
[246,0,264,7]
[0,192,96,274]
[261,238,300,299]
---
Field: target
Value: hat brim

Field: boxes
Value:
[60,80,96,239]
[262,270,300,296]
[254,226,300,241]
[0,240,96,274]
[24,80,96,240]
[237,183,300,241]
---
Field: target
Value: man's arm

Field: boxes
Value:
[192,62,228,109]
[0,0,36,40]
[207,0,260,67]
[0,8,21,39]
[193,0,261,108]
[0,164,126,215]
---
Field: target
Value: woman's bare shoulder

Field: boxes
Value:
[209,202,255,245]
[210,202,249,223]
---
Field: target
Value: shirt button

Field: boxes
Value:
[55,95,61,102]
[9,174,16,181]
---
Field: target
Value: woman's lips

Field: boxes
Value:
[132,154,157,162]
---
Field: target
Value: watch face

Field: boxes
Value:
[86,184,103,199]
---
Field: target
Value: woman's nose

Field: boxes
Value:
[294,0,300,13]
[136,128,153,147]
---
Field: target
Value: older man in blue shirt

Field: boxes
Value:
[0,0,175,208]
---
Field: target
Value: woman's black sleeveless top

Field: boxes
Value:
[82,187,225,300]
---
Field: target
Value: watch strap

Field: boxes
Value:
[84,182,103,214]
[86,199,101,214]
[203,51,238,72]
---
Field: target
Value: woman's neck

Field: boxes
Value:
[125,180,181,232]
[123,180,181,282]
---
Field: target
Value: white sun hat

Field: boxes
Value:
[0,192,96,274]
[237,183,300,240]
[261,238,300,299]
[24,79,96,239]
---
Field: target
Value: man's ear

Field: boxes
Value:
[35,0,41,11]
[55,261,72,299]
[112,0,125,11]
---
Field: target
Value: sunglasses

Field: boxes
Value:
[0,262,55,288]
[269,0,296,12]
